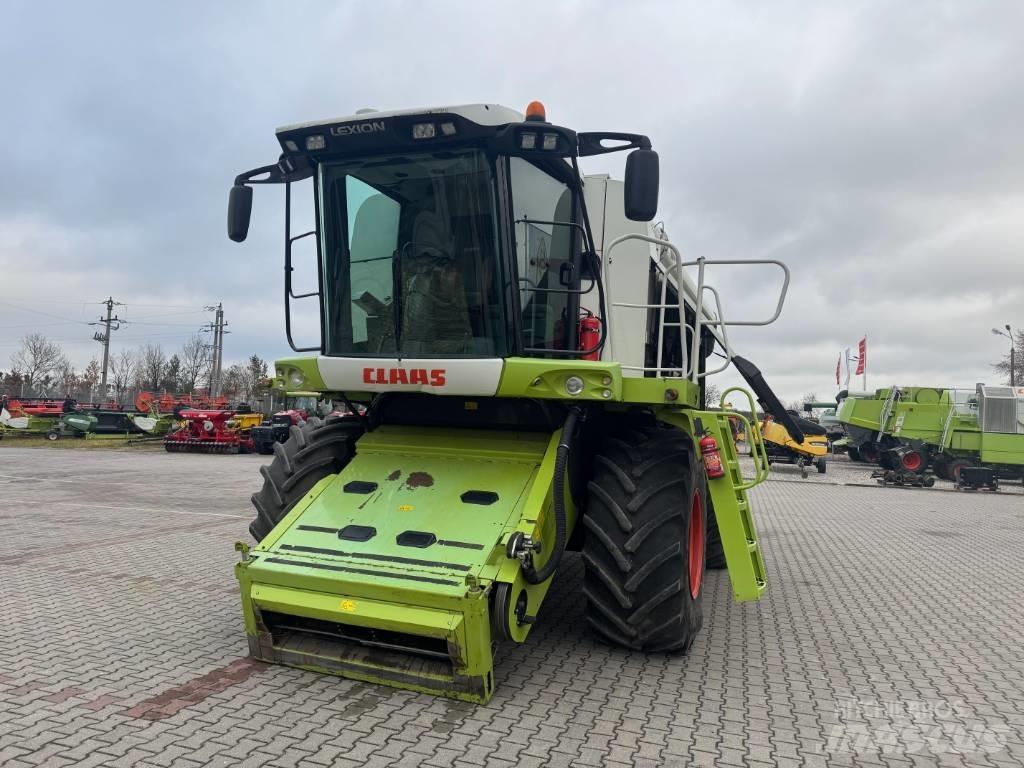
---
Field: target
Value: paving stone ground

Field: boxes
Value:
[1,445,1022,767]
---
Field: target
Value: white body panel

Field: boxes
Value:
[132,416,158,433]
[583,175,656,377]
[279,104,524,135]
[317,357,504,396]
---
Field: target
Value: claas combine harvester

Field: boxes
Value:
[226,101,802,702]
[837,385,1024,489]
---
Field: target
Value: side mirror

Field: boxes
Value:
[623,149,659,221]
[228,184,253,242]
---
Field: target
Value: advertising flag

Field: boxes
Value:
[855,337,867,376]
[836,354,841,386]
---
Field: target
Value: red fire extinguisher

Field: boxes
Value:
[700,432,725,479]
[578,311,600,361]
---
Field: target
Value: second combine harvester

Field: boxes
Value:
[227,102,802,702]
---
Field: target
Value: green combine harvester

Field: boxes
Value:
[837,385,1024,489]
[227,101,802,702]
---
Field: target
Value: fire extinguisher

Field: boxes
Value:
[578,311,600,361]
[700,431,725,479]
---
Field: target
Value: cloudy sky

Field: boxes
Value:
[2,1,1021,403]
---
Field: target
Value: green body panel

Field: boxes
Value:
[270,355,700,407]
[246,352,769,701]
[980,432,1024,466]
[237,425,571,702]
[62,413,97,434]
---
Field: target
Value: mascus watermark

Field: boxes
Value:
[822,697,1007,757]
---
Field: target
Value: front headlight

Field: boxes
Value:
[287,369,306,389]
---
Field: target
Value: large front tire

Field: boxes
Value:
[582,424,707,653]
[249,415,363,542]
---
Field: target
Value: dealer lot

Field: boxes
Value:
[1,446,1022,767]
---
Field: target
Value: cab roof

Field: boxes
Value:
[276,104,525,135]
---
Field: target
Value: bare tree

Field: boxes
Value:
[703,381,722,409]
[179,334,208,393]
[10,333,67,394]
[220,363,247,400]
[139,344,167,390]
[55,359,78,396]
[110,348,138,398]
[992,329,1024,386]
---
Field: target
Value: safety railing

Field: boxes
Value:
[719,386,770,490]
[876,386,900,436]
[603,233,790,383]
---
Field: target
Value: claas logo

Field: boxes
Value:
[362,368,446,386]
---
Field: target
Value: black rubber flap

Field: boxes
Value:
[343,480,378,494]
[460,490,499,505]
[396,530,437,548]
[339,525,376,542]
[732,355,805,444]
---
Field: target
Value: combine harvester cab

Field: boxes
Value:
[227,101,802,702]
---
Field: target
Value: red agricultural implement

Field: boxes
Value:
[163,410,256,454]
[136,392,230,415]
[4,398,123,417]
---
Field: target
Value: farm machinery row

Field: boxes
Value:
[0,396,172,442]
[836,385,1024,490]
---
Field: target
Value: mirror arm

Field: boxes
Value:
[235,155,315,187]
[577,132,652,157]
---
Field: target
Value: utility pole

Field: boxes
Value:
[203,303,228,397]
[91,297,123,391]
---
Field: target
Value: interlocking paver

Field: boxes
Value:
[1,446,1022,766]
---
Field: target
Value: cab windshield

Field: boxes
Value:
[319,149,506,358]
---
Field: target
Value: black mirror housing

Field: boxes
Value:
[228,184,253,242]
[623,149,659,221]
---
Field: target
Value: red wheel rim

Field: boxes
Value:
[902,451,923,471]
[688,490,705,599]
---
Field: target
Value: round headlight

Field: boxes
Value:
[287,369,306,389]
[565,376,585,396]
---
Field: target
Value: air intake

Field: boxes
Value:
[977,385,1021,434]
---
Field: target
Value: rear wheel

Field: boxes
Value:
[947,458,973,485]
[847,446,861,462]
[900,449,924,473]
[583,424,706,653]
[816,458,827,474]
[249,415,363,542]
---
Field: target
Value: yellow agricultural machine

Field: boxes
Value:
[758,411,829,477]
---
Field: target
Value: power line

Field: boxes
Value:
[0,299,92,325]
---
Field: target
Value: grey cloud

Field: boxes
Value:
[1,1,1021,402]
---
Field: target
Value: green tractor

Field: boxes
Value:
[227,101,800,702]
[837,385,1024,488]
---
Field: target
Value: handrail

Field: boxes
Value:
[719,386,770,490]
[604,233,790,384]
